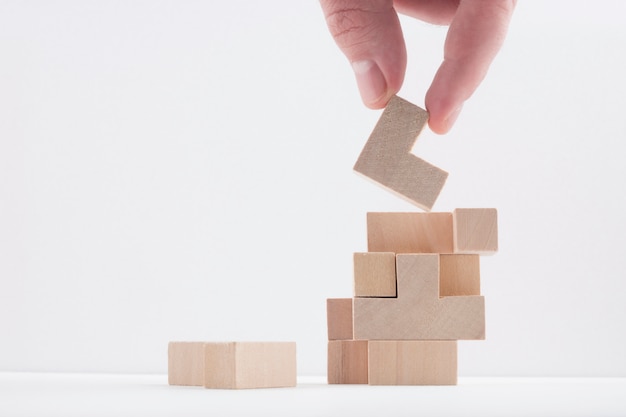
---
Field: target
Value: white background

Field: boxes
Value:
[1,0,625,377]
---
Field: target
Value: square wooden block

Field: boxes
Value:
[439,254,480,297]
[327,298,353,340]
[367,212,453,254]
[368,340,457,385]
[168,342,206,386]
[354,252,396,297]
[328,340,369,384]
[453,208,498,254]
[204,342,297,389]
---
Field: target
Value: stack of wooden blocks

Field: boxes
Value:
[327,96,498,385]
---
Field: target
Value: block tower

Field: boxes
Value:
[327,96,498,385]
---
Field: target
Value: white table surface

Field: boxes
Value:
[1,373,624,417]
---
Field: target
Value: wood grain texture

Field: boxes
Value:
[353,95,448,211]
[368,340,457,385]
[327,298,353,340]
[167,342,206,386]
[203,342,296,389]
[439,254,481,296]
[453,208,498,254]
[353,254,485,340]
[327,340,369,384]
[367,212,453,254]
[353,252,396,297]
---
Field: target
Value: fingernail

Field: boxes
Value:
[352,60,387,106]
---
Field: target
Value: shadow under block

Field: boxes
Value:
[439,254,481,296]
[204,342,296,389]
[327,340,369,384]
[368,341,457,385]
[453,208,498,254]
[353,95,448,211]
[168,342,206,386]
[353,252,396,297]
[327,298,353,340]
[367,212,453,254]
[353,254,485,340]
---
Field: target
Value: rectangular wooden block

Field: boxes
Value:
[367,212,453,253]
[368,340,457,385]
[204,342,296,389]
[353,252,396,297]
[168,342,206,386]
[453,208,498,254]
[439,254,481,296]
[327,298,353,340]
[327,340,369,384]
[353,254,485,340]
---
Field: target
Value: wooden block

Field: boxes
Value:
[439,254,481,296]
[368,340,457,385]
[204,342,297,389]
[327,298,353,340]
[353,95,448,211]
[168,342,206,386]
[453,208,498,254]
[367,212,453,253]
[353,254,485,340]
[327,340,369,384]
[353,252,396,297]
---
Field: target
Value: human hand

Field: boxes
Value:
[320,0,516,134]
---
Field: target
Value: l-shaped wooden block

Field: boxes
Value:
[353,95,448,211]
[168,341,297,389]
[353,254,485,340]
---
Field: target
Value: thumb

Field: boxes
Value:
[321,0,406,108]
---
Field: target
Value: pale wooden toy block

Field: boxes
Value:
[327,340,369,384]
[368,340,457,385]
[439,254,481,297]
[353,252,396,297]
[367,212,453,254]
[204,342,297,389]
[353,95,448,211]
[353,254,485,340]
[168,342,206,386]
[453,208,498,254]
[327,298,353,340]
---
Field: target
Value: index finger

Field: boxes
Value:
[425,0,516,134]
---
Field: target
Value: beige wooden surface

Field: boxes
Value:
[353,254,485,340]
[353,95,448,211]
[326,298,353,340]
[453,208,498,254]
[439,254,481,296]
[167,342,206,386]
[367,212,454,253]
[204,342,296,389]
[327,340,369,384]
[353,252,396,297]
[368,340,457,385]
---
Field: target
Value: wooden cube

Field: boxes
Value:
[439,254,481,296]
[168,342,206,386]
[368,340,457,385]
[453,208,498,254]
[326,298,353,340]
[353,252,396,297]
[204,342,296,389]
[353,95,448,211]
[328,340,369,384]
[367,212,453,254]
